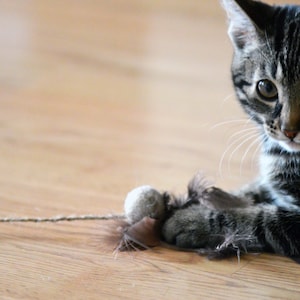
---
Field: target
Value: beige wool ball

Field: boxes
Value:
[124,186,166,224]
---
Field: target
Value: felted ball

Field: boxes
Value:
[124,185,166,224]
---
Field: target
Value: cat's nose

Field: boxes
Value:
[283,130,298,140]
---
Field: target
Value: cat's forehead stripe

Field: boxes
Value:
[275,62,283,81]
[272,6,300,83]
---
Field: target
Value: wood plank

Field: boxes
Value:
[1,0,299,299]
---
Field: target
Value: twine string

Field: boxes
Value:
[0,214,125,223]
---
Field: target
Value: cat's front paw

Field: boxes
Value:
[161,204,220,249]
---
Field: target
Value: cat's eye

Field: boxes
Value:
[256,80,278,101]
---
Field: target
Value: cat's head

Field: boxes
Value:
[222,0,300,153]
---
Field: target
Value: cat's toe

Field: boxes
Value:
[161,205,211,248]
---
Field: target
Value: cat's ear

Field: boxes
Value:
[221,0,274,50]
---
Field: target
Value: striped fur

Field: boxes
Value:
[161,0,300,259]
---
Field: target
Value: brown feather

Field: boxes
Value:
[115,217,162,252]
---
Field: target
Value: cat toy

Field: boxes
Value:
[0,174,255,260]
[116,173,249,258]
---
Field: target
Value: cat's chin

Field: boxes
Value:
[278,141,300,153]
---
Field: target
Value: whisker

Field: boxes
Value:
[222,93,235,103]
[239,134,261,175]
[210,118,249,132]
[218,130,257,178]
[228,127,258,143]
[245,116,256,125]
[251,135,267,170]
[263,30,274,63]
[227,132,259,175]
[250,141,262,171]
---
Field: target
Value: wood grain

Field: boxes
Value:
[1,0,300,299]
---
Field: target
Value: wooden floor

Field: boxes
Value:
[1,0,300,299]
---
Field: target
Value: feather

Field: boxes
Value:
[114,217,162,252]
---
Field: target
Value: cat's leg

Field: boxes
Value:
[232,180,276,206]
[161,201,300,258]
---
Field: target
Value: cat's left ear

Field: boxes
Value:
[221,0,274,50]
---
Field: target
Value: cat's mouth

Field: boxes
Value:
[264,123,300,152]
[278,139,300,152]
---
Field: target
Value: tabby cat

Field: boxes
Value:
[161,0,300,260]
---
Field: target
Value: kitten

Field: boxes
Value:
[161,0,300,259]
